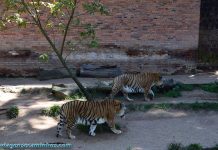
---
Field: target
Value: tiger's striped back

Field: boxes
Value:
[110,72,162,101]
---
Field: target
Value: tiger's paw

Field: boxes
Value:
[111,128,122,134]
[147,94,154,100]
[68,135,76,139]
[114,130,122,134]
[144,98,151,102]
[127,98,134,101]
[56,133,62,138]
[89,132,96,136]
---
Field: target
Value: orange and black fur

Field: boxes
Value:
[56,100,126,139]
[109,72,162,101]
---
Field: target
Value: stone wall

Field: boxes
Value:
[0,0,201,76]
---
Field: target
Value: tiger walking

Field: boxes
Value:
[109,72,162,101]
[56,100,126,139]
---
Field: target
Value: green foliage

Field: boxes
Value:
[65,91,86,100]
[41,105,60,117]
[168,143,183,150]
[187,144,202,150]
[2,0,109,101]
[178,84,194,91]
[127,102,218,112]
[83,0,109,15]
[199,83,218,93]
[163,89,181,98]
[39,53,49,62]
[6,106,19,119]
[167,143,218,150]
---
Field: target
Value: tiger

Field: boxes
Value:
[56,99,126,139]
[109,72,163,101]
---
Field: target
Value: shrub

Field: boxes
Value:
[168,143,183,150]
[6,106,19,119]
[200,83,218,93]
[41,105,60,117]
[187,144,202,150]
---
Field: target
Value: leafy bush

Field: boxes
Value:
[41,105,60,117]
[66,91,85,100]
[6,106,19,119]
[163,89,181,98]
[187,144,202,150]
[178,84,194,91]
[168,143,183,150]
[200,83,218,93]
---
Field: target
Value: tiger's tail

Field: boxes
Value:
[56,106,66,137]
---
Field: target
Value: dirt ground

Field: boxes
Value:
[0,73,218,150]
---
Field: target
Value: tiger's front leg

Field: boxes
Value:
[143,87,152,101]
[107,120,122,134]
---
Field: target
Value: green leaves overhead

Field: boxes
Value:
[83,0,109,15]
[80,23,95,38]
[49,1,75,15]
[5,13,27,27]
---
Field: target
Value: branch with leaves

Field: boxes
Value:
[1,0,109,101]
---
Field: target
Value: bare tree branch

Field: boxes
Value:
[60,0,78,56]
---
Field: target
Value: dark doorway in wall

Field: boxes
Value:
[198,0,218,65]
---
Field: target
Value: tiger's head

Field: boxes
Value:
[113,100,126,119]
[151,72,163,86]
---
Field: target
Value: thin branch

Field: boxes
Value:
[60,0,78,56]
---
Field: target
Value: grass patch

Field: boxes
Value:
[70,91,85,100]
[163,90,181,98]
[168,143,183,150]
[168,143,218,150]
[161,83,217,98]
[127,102,218,112]
[41,105,60,117]
[199,83,218,93]
[6,106,19,119]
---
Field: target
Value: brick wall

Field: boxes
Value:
[0,0,201,76]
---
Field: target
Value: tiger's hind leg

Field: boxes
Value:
[122,91,134,101]
[66,120,76,139]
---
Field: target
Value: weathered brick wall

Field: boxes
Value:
[0,0,201,76]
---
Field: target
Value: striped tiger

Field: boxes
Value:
[109,72,162,101]
[56,99,126,139]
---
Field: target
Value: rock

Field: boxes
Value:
[38,68,77,81]
[51,84,78,99]
[79,64,122,78]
